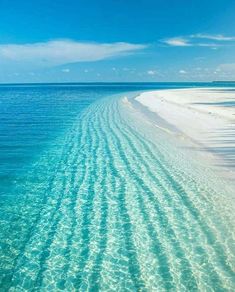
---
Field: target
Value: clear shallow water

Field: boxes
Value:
[0,83,235,291]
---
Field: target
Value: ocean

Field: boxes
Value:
[0,83,234,291]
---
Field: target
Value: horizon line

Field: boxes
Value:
[1,81,233,86]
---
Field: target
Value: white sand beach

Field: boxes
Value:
[135,87,235,178]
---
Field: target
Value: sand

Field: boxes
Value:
[135,87,235,177]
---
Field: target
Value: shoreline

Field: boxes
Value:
[133,87,235,183]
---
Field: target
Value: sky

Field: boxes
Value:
[0,0,235,83]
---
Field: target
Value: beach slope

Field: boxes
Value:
[135,88,235,176]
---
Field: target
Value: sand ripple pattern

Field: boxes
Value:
[0,96,235,291]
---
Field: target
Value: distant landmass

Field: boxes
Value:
[213,81,235,83]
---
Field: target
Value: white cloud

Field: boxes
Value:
[191,33,235,41]
[162,33,235,47]
[0,40,147,68]
[147,70,157,75]
[62,68,70,73]
[179,70,187,74]
[162,38,190,47]
[217,63,235,73]
[197,43,219,47]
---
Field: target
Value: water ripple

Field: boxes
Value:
[0,95,234,291]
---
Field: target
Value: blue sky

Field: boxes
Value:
[0,0,235,82]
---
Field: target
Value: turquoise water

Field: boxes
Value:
[0,83,235,291]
